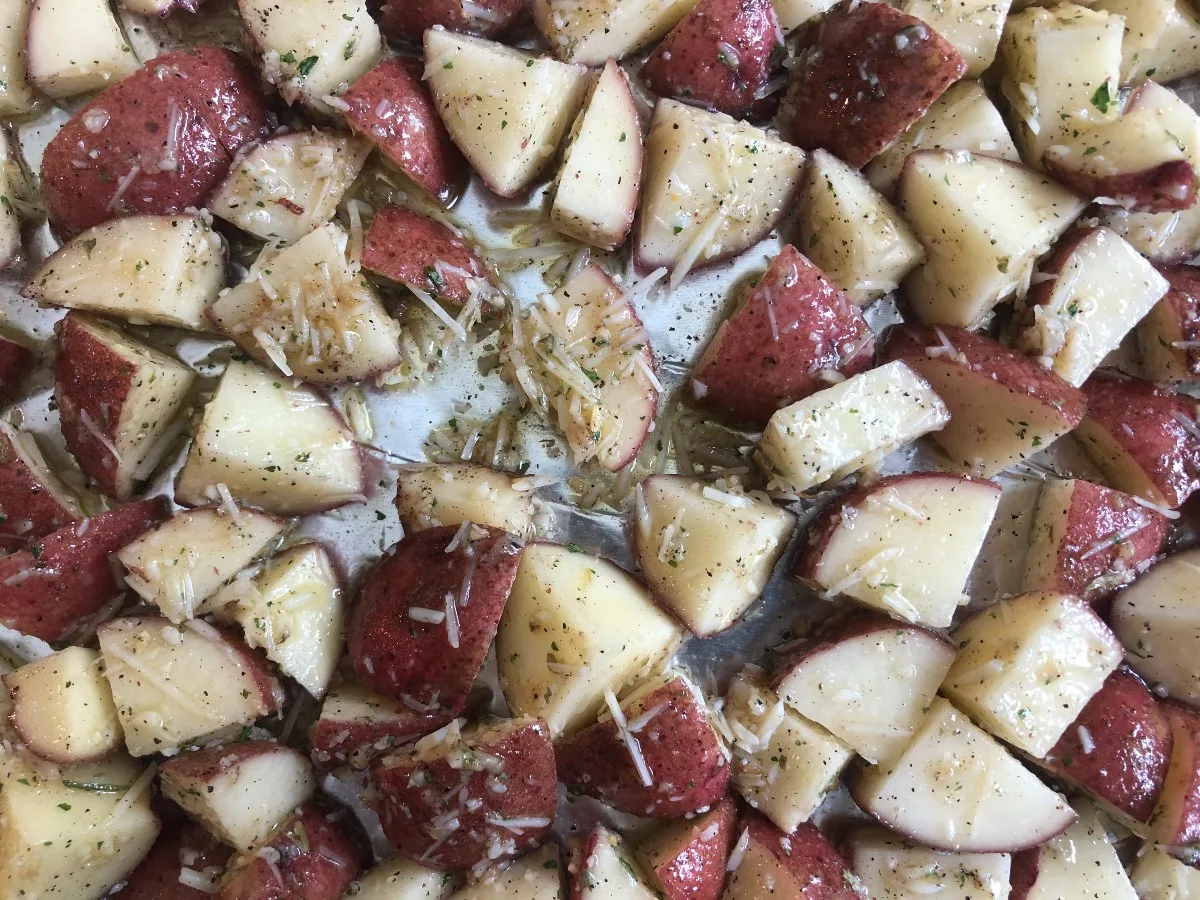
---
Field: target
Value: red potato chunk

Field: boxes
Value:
[217,805,362,900]
[636,797,738,900]
[1140,265,1200,382]
[347,524,523,715]
[1046,156,1197,214]
[371,717,558,871]
[690,244,874,426]
[309,682,459,770]
[119,820,232,899]
[722,810,862,899]
[0,422,81,544]
[41,47,269,239]
[1150,702,1200,847]
[379,0,527,43]
[1039,667,1171,828]
[0,497,168,641]
[1076,371,1200,509]
[342,58,468,206]
[361,205,492,306]
[556,673,730,818]
[779,1,967,168]
[641,0,786,119]
[0,335,33,405]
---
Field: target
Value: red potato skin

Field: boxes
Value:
[879,323,1089,424]
[310,695,456,771]
[641,0,786,119]
[370,718,558,870]
[379,0,528,43]
[1044,156,1197,213]
[778,1,967,169]
[218,804,363,900]
[0,497,169,641]
[341,58,468,206]
[736,810,862,899]
[1029,479,1170,607]
[1039,667,1171,826]
[1152,265,1200,378]
[53,313,144,499]
[360,205,490,306]
[159,739,287,785]
[0,426,80,543]
[645,797,738,900]
[119,819,233,900]
[1152,703,1200,846]
[690,244,874,427]
[1008,846,1039,900]
[0,336,33,406]
[41,47,270,239]
[556,676,730,818]
[1080,370,1200,509]
[347,525,523,713]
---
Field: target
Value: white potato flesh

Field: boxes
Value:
[852,698,1075,853]
[0,0,34,115]
[213,542,343,699]
[943,592,1123,758]
[724,672,854,834]
[354,857,458,900]
[848,828,1011,900]
[239,0,381,117]
[774,623,957,767]
[532,0,695,64]
[208,130,373,244]
[57,314,196,499]
[1092,0,1200,85]
[25,214,225,330]
[634,476,794,637]
[805,475,1000,629]
[998,3,1123,166]
[208,223,402,383]
[424,29,589,197]
[900,151,1086,329]
[1016,228,1169,387]
[797,149,925,307]
[496,542,683,738]
[1132,847,1200,899]
[26,0,137,99]
[4,646,123,763]
[97,615,282,757]
[175,360,364,515]
[636,100,805,285]
[1019,801,1136,899]
[395,463,537,537]
[1111,548,1200,706]
[0,752,160,900]
[502,263,658,472]
[757,361,950,494]
[118,505,284,624]
[0,132,23,267]
[159,744,316,850]
[866,81,1020,197]
[451,843,562,899]
[572,828,659,899]
[771,0,836,31]
[551,59,642,251]
[899,0,1011,77]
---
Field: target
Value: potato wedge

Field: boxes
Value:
[848,827,1012,900]
[1141,265,1200,383]
[0,421,82,543]
[1091,0,1200,85]
[0,0,35,115]
[722,811,860,900]
[898,0,1011,77]
[568,826,659,898]
[636,798,736,900]
[395,463,538,537]
[532,0,695,65]
[26,0,137,99]
[310,682,456,769]
[451,843,561,899]
[352,857,459,900]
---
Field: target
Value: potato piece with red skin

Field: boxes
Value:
[556,673,730,818]
[636,797,737,900]
[218,804,363,900]
[41,47,269,239]
[361,206,492,306]
[641,0,786,118]
[0,335,33,405]
[779,1,967,168]
[310,682,457,770]
[379,0,527,43]
[690,245,874,427]
[119,819,232,900]
[569,826,660,898]
[1037,667,1171,828]
[1140,265,1200,383]
[341,58,468,206]
[1149,702,1200,847]
[1076,371,1200,509]
[348,525,523,715]
[1024,478,1170,606]
[0,422,81,544]
[0,497,168,641]
[1047,155,1196,214]
[371,717,557,870]
[722,811,862,900]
